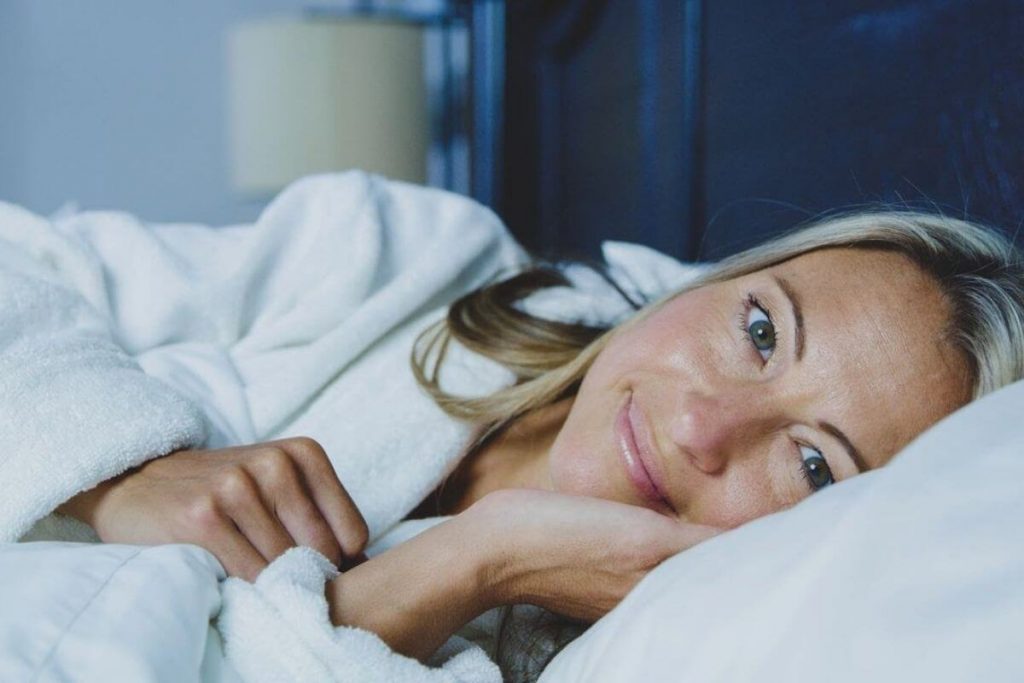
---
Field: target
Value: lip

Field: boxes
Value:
[616,393,676,515]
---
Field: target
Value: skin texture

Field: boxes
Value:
[448,247,973,527]
[58,438,370,582]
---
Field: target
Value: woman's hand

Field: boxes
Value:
[57,437,369,581]
[325,488,721,663]
[468,488,723,622]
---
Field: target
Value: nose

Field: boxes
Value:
[667,388,774,475]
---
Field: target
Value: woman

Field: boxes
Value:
[27,176,1024,679]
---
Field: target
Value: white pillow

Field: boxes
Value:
[541,378,1024,682]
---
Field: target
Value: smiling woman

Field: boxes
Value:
[414,213,999,520]
[408,208,1024,677]
[545,248,969,528]
[28,175,1024,682]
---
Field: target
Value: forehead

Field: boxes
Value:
[756,248,971,465]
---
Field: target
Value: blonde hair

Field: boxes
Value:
[413,208,1024,454]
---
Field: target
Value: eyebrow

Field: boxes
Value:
[773,274,870,474]
[772,274,805,361]
[818,420,871,473]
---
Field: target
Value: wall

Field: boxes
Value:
[0,1,332,225]
[502,0,1024,260]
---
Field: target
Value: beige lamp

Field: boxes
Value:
[227,17,428,196]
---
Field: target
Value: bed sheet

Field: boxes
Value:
[0,541,241,682]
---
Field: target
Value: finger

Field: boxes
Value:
[286,439,370,558]
[207,519,269,583]
[253,450,345,566]
[218,467,298,563]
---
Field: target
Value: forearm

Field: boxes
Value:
[326,516,499,662]
[54,474,123,528]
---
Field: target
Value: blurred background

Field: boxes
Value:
[0,0,1021,261]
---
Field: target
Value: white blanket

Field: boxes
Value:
[4,170,531,545]
[1,171,528,681]
[0,171,703,681]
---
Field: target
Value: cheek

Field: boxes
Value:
[545,384,634,502]
[687,476,775,528]
[686,458,796,528]
[629,289,740,381]
[548,446,599,496]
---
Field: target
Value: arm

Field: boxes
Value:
[323,489,722,663]
[214,490,719,681]
[327,514,495,661]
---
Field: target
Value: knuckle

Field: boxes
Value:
[185,495,222,533]
[256,447,295,481]
[217,468,254,505]
[287,436,326,460]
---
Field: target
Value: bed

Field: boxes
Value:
[3,1,1023,679]
[1,172,1021,681]
[5,374,1023,681]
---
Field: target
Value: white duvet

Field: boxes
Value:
[0,171,533,682]
[0,542,234,682]
[0,171,701,682]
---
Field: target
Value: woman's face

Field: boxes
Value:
[546,247,972,528]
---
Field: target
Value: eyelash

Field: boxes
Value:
[796,442,832,493]
[736,293,781,365]
[737,294,832,493]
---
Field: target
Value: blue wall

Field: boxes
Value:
[501,0,1024,259]
[0,1,320,226]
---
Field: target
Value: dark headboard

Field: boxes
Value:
[498,0,1024,261]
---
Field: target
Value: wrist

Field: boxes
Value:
[448,510,510,613]
[325,514,500,661]
[460,491,534,608]
[55,480,108,527]
[55,469,129,532]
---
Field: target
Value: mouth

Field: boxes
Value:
[616,392,676,515]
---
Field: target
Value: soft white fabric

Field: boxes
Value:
[2,171,701,681]
[540,378,1024,683]
[0,171,529,681]
[0,202,209,542]
[219,547,502,683]
[1,170,531,546]
[514,241,708,327]
[6,171,1021,682]
[0,541,234,683]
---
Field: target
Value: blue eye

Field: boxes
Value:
[742,296,776,362]
[798,444,833,492]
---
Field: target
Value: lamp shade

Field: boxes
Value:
[227,17,427,195]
